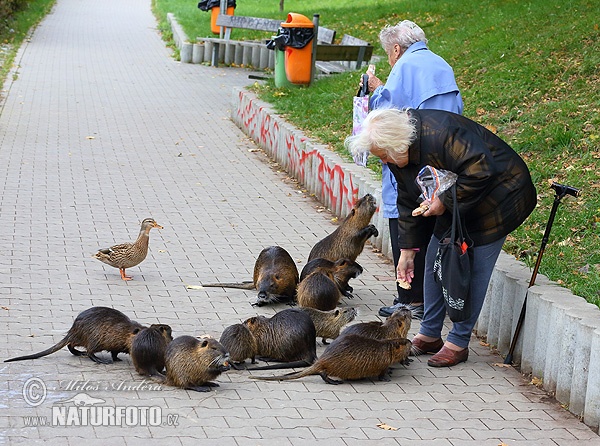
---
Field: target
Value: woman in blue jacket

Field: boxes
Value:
[365,20,463,319]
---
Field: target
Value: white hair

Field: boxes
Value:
[379,20,428,54]
[345,108,417,161]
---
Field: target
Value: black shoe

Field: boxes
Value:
[379,303,424,320]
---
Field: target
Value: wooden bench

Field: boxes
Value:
[208,14,373,77]
[315,35,373,75]
[215,14,336,44]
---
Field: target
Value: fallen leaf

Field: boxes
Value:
[1,306,9,310]
[531,377,543,387]
[377,423,398,431]
[185,285,205,290]
[158,250,166,253]
[493,363,512,368]
[85,136,95,140]
[248,148,260,152]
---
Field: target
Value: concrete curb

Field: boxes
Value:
[167,13,274,69]
[231,86,600,432]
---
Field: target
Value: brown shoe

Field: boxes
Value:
[427,345,469,367]
[410,337,444,356]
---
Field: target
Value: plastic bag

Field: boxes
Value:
[415,165,457,203]
[352,74,370,167]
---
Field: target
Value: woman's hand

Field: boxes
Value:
[397,249,416,283]
[366,72,384,91]
[422,195,446,217]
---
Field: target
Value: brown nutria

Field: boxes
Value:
[164,336,230,392]
[341,308,412,340]
[201,246,299,307]
[252,335,412,384]
[219,323,258,369]
[298,307,358,345]
[130,324,173,381]
[243,308,317,370]
[296,268,343,311]
[307,194,379,263]
[300,258,363,298]
[4,307,143,364]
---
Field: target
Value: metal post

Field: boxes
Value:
[311,14,319,86]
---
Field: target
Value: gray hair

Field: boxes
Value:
[345,108,417,161]
[379,20,428,54]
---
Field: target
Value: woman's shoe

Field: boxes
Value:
[427,345,469,367]
[410,337,444,356]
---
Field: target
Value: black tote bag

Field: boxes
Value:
[433,184,473,322]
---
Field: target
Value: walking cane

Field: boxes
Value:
[504,181,581,365]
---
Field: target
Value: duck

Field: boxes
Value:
[93,218,163,281]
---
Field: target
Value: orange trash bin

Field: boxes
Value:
[210,5,235,35]
[280,13,314,85]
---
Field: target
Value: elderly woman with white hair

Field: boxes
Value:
[345,108,537,367]
[364,20,463,321]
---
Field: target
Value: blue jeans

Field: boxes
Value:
[419,235,506,349]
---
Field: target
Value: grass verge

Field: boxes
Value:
[0,0,55,94]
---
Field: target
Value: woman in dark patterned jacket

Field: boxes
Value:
[345,107,537,367]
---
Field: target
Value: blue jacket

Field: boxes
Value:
[369,41,463,218]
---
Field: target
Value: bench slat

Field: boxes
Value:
[216,15,281,32]
[215,14,336,44]
[315,44,373,62]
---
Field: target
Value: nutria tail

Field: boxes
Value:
[245,359,313,371]
[250,364,320,381]
[200,281,255,290]
[5,336,70,362]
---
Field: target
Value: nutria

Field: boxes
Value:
[341,308,412,340]
[219,323,258,369]
[307,194,379,263]
[296,268,343,311]
[300,258,363,298]
[164,336,230,392]
[4,307,143,364]
[130,324,173,381]
[201,246,299,306]
[252,335,412,384]
[243,308,317,369]
[298,307,358,345]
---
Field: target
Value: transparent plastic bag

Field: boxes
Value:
[416,165,457,203]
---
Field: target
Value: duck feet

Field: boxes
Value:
[120,268,133,281]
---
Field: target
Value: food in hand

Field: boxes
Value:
[396,279,411,290]
[411,203,430,217]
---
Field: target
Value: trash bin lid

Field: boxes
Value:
[280,12,314,28]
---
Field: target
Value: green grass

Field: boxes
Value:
[154,0,600,306]
[0,0,56,92]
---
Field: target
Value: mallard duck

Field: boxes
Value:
[93,218,163,281]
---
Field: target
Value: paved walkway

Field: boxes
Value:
[0,0,598,444]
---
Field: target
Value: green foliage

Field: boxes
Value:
[0,0,55,90]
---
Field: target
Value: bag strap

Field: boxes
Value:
[356,74,369,97]
[450,184,469,253]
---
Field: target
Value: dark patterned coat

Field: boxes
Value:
[388,108,537,247]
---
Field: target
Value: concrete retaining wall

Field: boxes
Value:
[167,13,274,68]
[231,87,600,432]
